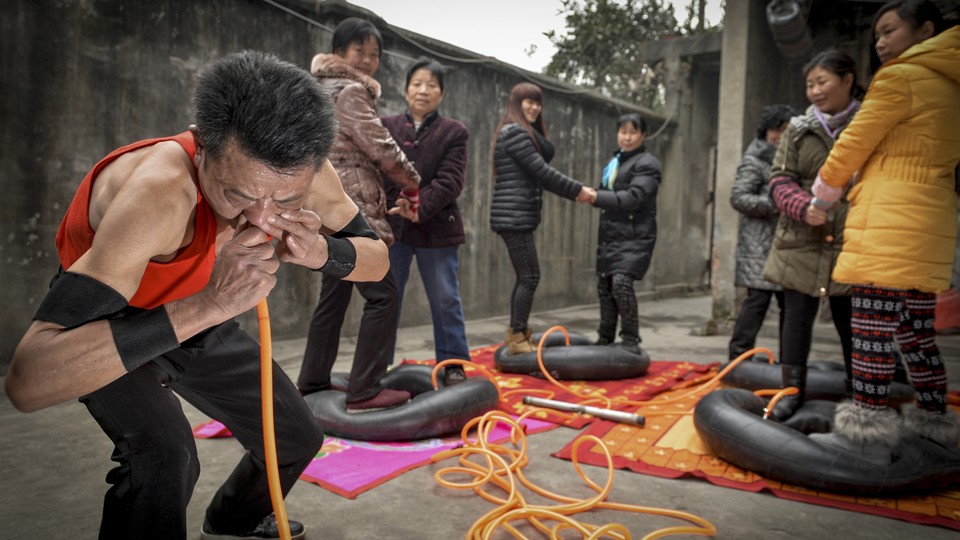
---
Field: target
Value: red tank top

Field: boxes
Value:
[56,132,217,309]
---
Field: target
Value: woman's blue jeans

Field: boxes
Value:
[389,241,470,363]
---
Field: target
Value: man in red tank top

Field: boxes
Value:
[6,51,388,540]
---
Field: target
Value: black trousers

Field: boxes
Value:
[728,288,784,360]
[780,289,853,379]
[81,320,323,540]
[298,270,399,402]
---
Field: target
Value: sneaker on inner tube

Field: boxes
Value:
[345,388,411,413]
[201,514,306,540]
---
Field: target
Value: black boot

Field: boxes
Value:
[594,335,614,346]
[615,333,643,354]
[770,364,806,421]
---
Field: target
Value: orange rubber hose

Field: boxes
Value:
[432,410,718,539]
[513,326,792,423]
[257,299,292,540]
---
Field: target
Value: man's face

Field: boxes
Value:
[196,140,313,232]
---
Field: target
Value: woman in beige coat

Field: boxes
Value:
[298,18,421,412]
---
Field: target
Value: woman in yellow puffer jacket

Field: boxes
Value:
[810,0,960,461]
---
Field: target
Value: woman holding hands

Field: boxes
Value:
[489,83,593,355]
[811,0,959,461]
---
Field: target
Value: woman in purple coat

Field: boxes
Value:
[383,58,471,383]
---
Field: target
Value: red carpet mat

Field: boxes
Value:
[405,344,717,429]
[194,345,715,499]
[553,380,960,531]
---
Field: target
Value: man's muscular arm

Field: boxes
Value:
[267,160,388,282]
[6,144,277,412]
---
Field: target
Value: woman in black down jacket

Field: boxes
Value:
[581,114,661,352]
[490,82,590,355]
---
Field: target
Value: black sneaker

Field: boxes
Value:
[594,336,614,346]
[443,365,468,386]
[201,514,306,539]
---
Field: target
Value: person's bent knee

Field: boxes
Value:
[277,417,324,466]
[127,432,201,493]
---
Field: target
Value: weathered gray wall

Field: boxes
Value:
[1,0,717,368]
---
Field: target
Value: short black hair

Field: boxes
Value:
[756,104,797,140]
[617,113,647,134]
[192,50,337,173]
[874,0,945,35]
[332,17,383,55]
[405,57,446,93]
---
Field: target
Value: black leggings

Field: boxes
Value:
[597,273,640,342]
[499,231,540,332]
[780,289,853,379]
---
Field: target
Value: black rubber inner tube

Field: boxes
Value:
[303,364,499,442]
[693,388,960,495]
[720,359,914,404]
[494,333,650,380]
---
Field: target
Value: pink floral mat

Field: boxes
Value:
[192,416,555,499]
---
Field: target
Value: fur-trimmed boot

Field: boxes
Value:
[901,405,960,450]
[769,364,807,421]
[505,327,535,356]
[809,401,901,465]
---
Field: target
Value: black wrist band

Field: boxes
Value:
[34,271,128,329]
[318,235,357,279]
[108,306,180,372]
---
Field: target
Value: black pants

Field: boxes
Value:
[780,289,853,379]
[80,320,323,540]
[596,273,640,342]
[729,288,784,360]
[298,270,399,402]
[499,231,540,332]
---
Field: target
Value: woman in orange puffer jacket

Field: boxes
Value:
[811,0,960,461]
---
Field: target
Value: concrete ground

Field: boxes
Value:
[2,293,958,539]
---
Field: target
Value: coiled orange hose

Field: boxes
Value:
[426,326,802,538]
[432,410,719,539]
[257,299,291,540]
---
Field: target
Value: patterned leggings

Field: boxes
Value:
[851,285,947,413]
[500,231,540,332]
[597,273,639,342]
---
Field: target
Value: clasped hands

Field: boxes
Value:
[577,186,598,204]
[206,209,327,318]
[806,170,848,226]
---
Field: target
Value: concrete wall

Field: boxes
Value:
[0,0,718,368]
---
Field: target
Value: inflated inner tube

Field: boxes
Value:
[693,388,960,495]
[721,359,914,404]
[494,332,650,380]
[303,364,499,442]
